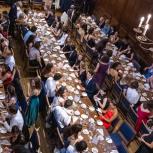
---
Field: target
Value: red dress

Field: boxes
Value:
[3,72,13,89]
[135,105,151,132]
[100,110,114,129]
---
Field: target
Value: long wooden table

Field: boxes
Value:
[27,10,118,153]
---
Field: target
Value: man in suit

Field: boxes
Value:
[85,70,98,107]
[8,0,18,37]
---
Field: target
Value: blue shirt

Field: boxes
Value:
[102,24,111,35]
[23,31,34,44]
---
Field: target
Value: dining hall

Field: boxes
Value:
[0,0,153,153]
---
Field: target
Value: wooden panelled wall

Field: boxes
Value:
[94,0,153,65]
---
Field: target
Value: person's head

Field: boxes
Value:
[3,47,13,57]
[111,62,121,70]
[64,99,73,108]
[2,64,10,74]
[78,54,83,60]
[88,27,94,35]
[42,63,54,75]
[147,119,153,130]
[7,85,16,98]
[109,102,116,109]
[26,35,36,46]
[56,86,67,97]
[81,23,87,32]
[33,78,42,90]
[11,125,20,135]
[143,101,153,112]
[87,69,94,80]
[130,81,139,89]
[99,16,105,22]
[75,140,87,152]
[53,73,62,81]
[101,55,109,64]
[105,19,110,24]
[30,26,37,33]
[8,104,18,115]
[106,50,113,58]
[24,9,29,15]
[71,124,82,134]
[56,21,63,30]
[33,41,41,50]
[114,31,118,37]
[16,1,23,8]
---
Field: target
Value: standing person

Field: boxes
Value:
[93,55,110,89]
[8,0,18,37]
[25,78,41,137]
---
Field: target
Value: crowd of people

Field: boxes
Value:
[0,0,153,153]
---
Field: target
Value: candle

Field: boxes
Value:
[146,14,152,24]
[143,24,149,35]
[138,17,145,27]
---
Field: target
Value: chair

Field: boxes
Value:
[127,106,138,127]
[139,121,150,135]
[30,129,41,153]
[103,74,113,93]
[86,43,94,60]
[110,116,120,132]
[111,81,123,104]
[117,142,129,153]
[111,122,136,146]
[24,48,40,74]
[118,94,130,117]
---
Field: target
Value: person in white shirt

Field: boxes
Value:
[2,104,24,132]
[126,81,140,105]
[3,47,15,71]
[45,73,62,103]
[57,28,68,46]
[52,99,73,129]
[52,86,68,108]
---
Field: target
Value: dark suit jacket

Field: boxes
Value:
[85,79,97,98]
[9,3,17,22]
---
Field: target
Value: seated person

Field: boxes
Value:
[144,64,153,89]
[101,19,111,36]
[59,140,87,153]
[62,124,83,147]
[118,45,134,61]
[6,85,19,110]
[78,22,87,42]
[85,70,98,105]
[0,64,13,88]
[108,62,122,81]
[45,9,55,27]
[109,31,119,44]
[45,73,62,104]
[51,21,63,39]
[52,86,68,108]
[23,26,37,45]
[41,63,55,83]
[52,99,73,130]
[99,102,118,130]
[85,27,97,49]
[125,81,140,106]
[136,130,153,153]
[57,28,69,46]
[29,41,44,68]
[0,104,24,132]
[2,47,15,71]
[98,16,105,29]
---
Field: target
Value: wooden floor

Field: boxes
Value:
[0,5,139,153]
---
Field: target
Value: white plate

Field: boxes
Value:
[89,118,95,123]
[0,80,2,84]
[92,147,98,153]
[81,114,88,119]
[68,96,73,100]
[82,129,89,135]
[81,104,87,109]
[44,58,49,62]
[62,82,66,86]
[89,106,95,112]
[74,111,80,116]
[96,120,103,126]
[82,92,87,97]
[97,108,102,113]
[0,94,5,100]
[77,85,81,90]
[106,137,113,143]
